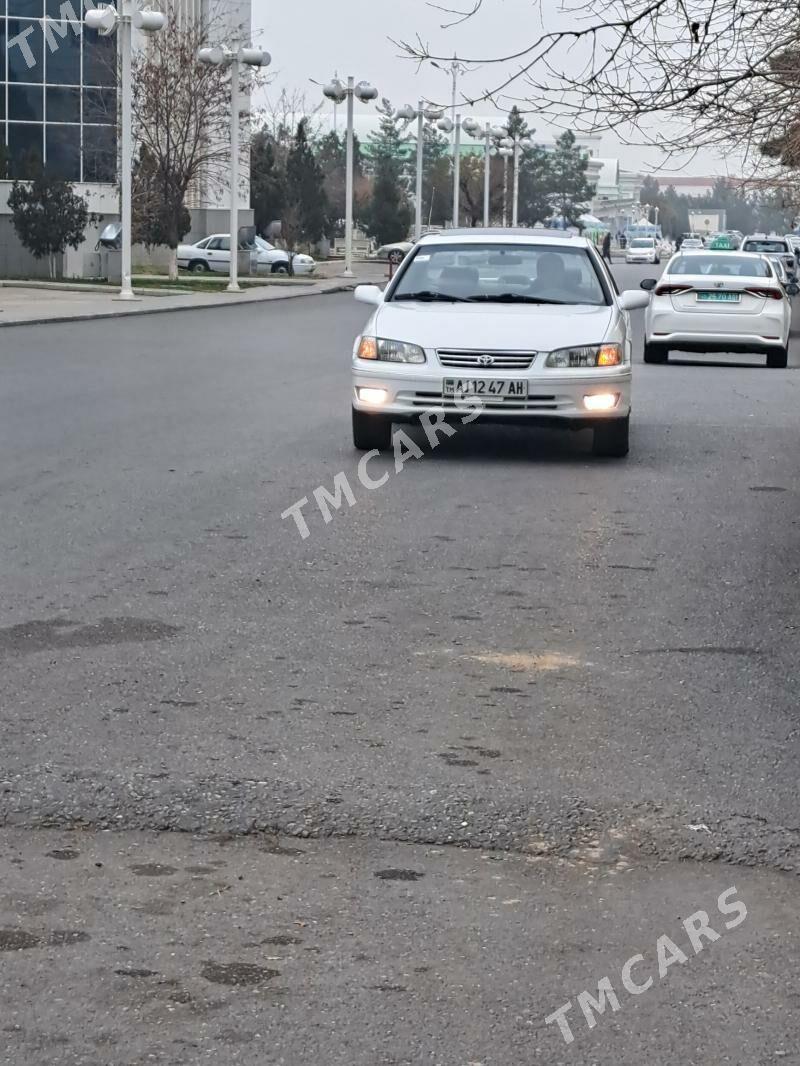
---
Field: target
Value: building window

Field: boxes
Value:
[0,15,117,182]
[8,120,42,175]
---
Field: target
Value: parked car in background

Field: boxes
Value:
[376,239,415,266]
[352,229,650,458]
[641,250,793,367]
[625,237,661,264]
[739,234,797,278]
[176,234,316,275]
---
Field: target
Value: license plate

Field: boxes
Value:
[443,378,527,399]
[696,292,740,302]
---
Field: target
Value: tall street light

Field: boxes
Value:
[431,55,467,149]
[500,133,534,227]
[496,141,513,226]
[198,44,271,293]
[438,115,479,228]
[85,1,165,301]
[395,102,443,240]
[323,77,379,277]
[483,122,508,227]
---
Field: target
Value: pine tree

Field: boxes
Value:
[548,130,595,226]
[422,122,450,227]
[250,130,288,236]
[285,119,329,245]
[362,102,412,244]
[315,130,363,232]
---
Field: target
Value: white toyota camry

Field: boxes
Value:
[351,230,650,458]
[642,250,794,367]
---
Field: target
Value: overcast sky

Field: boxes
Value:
[251,0,737,176]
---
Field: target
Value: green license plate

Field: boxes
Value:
[697,292,740,302]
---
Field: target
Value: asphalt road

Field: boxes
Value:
[1,262,799,1063]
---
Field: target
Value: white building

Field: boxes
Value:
[590,159,645,233]
[0,0,254,277]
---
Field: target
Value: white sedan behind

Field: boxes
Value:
[176,234,316,275]
[643,251,793,367]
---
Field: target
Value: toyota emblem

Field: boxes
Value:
[477,354,494,367]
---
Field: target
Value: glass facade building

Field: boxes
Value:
[1,0,117,182]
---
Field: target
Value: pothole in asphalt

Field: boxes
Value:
[201,961,280,986]
[374,869,425,881]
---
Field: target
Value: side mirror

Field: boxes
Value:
[618,289,651,311]
[639,278,658,291]
[788,283,799,296]
[354,284,382,306]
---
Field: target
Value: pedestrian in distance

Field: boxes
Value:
[601,231,613,264]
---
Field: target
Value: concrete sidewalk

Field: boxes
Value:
[0,263,388,327]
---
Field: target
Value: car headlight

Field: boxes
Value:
[545,343,623,368]
[357,337,426,364]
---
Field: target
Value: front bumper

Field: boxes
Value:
[352,366,631,426]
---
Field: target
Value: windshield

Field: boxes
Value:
[743,240,788,254]
[254,236,275,251]
[390,243,609,305]
[670,255,771,277]
[631,239,654,248]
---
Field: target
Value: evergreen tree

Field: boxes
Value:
[421,122,451,227]
[250,129,287,236]
[548,130,595,225]
[315,130,363,232]
[285,119,329,244]
[362,102,412,244]
[518,146,553,226]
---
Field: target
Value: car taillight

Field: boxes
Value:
[745,287,784,300]
[654,284,691,296]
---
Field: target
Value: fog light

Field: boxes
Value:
[358,387,388,405]
[584,392,618,411]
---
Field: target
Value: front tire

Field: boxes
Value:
[767,346,789,369]
[352,407,393,451]
[643,342,668,364]
[388,250,404,266]
[592,415,630,458]
[271,262,290,275]
[189,259,210,273]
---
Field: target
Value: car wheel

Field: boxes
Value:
[643,343,668,364]
[189,259,210,273]
[767,346,789,369]
[271,262,290,275]
[388,250,404,266]
[352,407,393,451]
[592,415,630,458]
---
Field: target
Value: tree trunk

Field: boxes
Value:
[168,247,178,281]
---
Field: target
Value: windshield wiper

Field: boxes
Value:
[392,290,470,303]
[466,293,569,304]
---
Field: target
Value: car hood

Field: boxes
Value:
[372,302,615,350]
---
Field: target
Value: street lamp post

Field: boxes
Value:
[483,123,508,227]
[85,1,165,301]
[437,115,479,229]
[198,44,271,293]
[323,77,378,277]
[497,143,513,226]
[508,134,534,227]
[395,102,443,240]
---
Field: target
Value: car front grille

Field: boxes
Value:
[408,390,560,411]
[437,349,536,370]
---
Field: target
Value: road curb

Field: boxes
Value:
[0,279,360,329]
